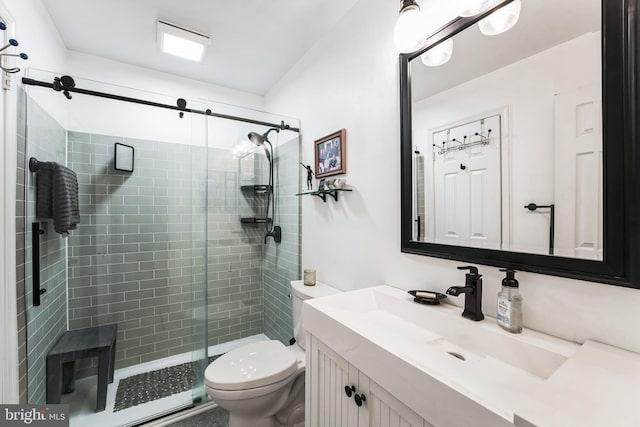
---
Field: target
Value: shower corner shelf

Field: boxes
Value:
[296,188,352,203]
[240,217,273,224]
[241,185,271,193]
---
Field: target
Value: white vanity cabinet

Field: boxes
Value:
[306,335,434,427]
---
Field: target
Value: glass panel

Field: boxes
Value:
[23,69,70,406]
[198,97,301,356]
[22,69,208,425]
[188,99,208,404]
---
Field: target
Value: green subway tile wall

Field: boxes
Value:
[23,92,69,404]
[16,89,27,404]
[67,133,207,378]
[263,138,301,344]
[206,148,265,346]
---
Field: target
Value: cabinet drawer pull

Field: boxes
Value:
[354,393,366,407]
[344,385,356,398]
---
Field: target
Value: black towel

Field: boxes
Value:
[35,162,80,236]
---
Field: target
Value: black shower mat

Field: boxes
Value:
[113,354,223,412]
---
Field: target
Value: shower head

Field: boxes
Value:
[248,133,271,162]
[248,128,280,162]
[248,127,279,145]
[248,132,266,146]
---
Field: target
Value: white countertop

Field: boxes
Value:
[303,285,640,427]
[513,340,640,427]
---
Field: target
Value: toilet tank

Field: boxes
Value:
[291,280,341,350]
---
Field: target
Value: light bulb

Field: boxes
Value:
[421,38,454,67]
[478,0,521,35]
[456,0,494,17]
[394,4,427,54]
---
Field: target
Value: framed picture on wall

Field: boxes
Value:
[314,129,346,178]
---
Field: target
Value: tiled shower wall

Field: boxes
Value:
[21,92,69,404]
[16,90,27,404]
[66,132,206,378]
[263,138,301,344]
[66,132,293,376]
[206,150,265,345]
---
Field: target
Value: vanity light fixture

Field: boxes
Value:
[478,0,522,35]
[394,0,427,53]
[456,0,495,17]
[421,38,454,67]
[157,20,210,62]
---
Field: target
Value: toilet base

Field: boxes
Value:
[276,402,304,427]
[228,406,304,427]
[229,413,277,427]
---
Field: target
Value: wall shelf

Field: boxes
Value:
[296,188,352,203]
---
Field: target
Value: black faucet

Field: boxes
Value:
[446,266,485,321]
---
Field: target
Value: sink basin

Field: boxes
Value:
[422,325,568,379]
[310,285,572,379]
[304,285,579,425]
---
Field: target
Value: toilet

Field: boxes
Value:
[204,280,340,427]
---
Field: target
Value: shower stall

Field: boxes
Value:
[16,68,301,426]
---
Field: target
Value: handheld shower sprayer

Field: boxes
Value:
[248,128,279,163]
[248,127,282,243]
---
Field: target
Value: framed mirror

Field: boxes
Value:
[400,0,639,287]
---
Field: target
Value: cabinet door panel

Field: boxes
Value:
[309,336,358,427]
[359,372,432,427]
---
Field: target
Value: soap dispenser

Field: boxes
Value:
[496,269,523,333]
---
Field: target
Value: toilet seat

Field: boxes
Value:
[205,341,297,391]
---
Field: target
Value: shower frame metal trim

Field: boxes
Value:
[21,76,301,133]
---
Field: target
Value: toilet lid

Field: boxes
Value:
[204,341,297,391]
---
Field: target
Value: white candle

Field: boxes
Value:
[304,269,316,286]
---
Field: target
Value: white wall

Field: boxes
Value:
[265,0,640,354]
[3,0,66,74]
[413,32,601,255]
[5,0,68,126]
[63,52,300,149]
[66,51,265,111]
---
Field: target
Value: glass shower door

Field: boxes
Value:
[21,69,209,426]
[22,71,70,406]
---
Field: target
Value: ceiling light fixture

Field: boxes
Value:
[394,0,427,54]
[420,38,454,67]
[456,0,495,17]
[157,20,210,62]
[478,0,522,35]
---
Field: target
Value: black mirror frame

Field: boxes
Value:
[400,0,640,288]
